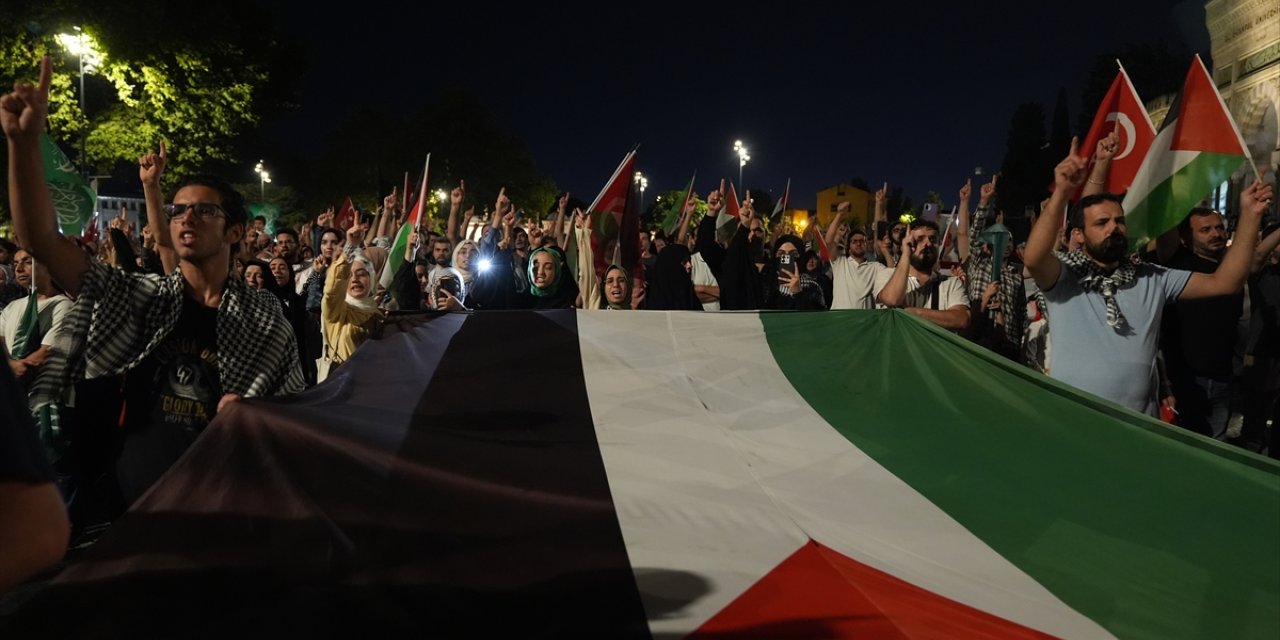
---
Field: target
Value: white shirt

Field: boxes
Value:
[873,270,968,311]
[690,252,720,311]
[0,294,72,351]
[830,256,889,310]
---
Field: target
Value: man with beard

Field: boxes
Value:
[274,228,301,266]
[1154,208,1243,438]
[875,219,969,330]
[1025,137,1273,417]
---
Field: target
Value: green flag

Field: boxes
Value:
[8,292,41,360]
[39,132,97,236]
[660,173,696,236]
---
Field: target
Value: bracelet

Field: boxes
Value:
[1087,178,1105,185]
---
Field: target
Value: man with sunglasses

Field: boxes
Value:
[3,57,304,503]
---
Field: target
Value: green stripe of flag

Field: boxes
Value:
[1125,151,1246,251]
[761,310,1280,640]
[379,222,413,294]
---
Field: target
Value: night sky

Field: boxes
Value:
[262,0,1209,210]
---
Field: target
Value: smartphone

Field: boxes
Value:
[778,252,796,276]
[438,276,461,298]
[875,220,889,241]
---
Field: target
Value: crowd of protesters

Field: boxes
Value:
[1,56,1277,590]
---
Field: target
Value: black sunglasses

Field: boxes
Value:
[164,202,227,221]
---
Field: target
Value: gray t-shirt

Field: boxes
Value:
[1042,260,1191,416]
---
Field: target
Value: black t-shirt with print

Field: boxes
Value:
[117,296,221,502]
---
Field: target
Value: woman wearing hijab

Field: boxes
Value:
[528,246,578,309]
[451,240,479,307]
[802,248,834,310]
[267,257,311,381]
[763,234,827,310]
[643,245,702,311]
[600,265,633,310]
[320,224,383,378]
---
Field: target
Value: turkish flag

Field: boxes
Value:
[1076,68,1157,198]
[336,196,358,230]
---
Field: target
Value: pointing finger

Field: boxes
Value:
[159,138,167,160]
[1068,136,1079,157]
[37,55,52,96]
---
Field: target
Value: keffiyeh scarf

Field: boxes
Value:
[1058,250,1136,331]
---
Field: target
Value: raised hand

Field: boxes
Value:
[451,180,466,208]
[557,191,570,214]
[139,139,168,186]
[683,192,699,216]
[317,207,335,228]
[900,224,915,259]
[836,201,851,218]
[979,175,998,204]
[778,267,801,295]
[1054,137,1088,193]
[383,186,398,213]
[875,182,888,207]
[495,187,511,216]
[707,179,726,214]
[958,178,972,202]
[0,55,51,141]
[1240,177,1275,218]
[1094,130,1120,163]
[573,208,589,229]
[345,221,367,246]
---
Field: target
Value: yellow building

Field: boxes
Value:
[815,184,874,232]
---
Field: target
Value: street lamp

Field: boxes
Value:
[634,171,647,201]
[56,26,103,173]
[253,161,271,200]
[436,189,449,204]
[733,140,751,189]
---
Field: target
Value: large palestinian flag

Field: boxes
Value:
[5,311,1277,638]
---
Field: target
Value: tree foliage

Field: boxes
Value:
[0,1,299,187]
[1077,42,1192,135]
[301,90,558,228]
[999,102,1049,218]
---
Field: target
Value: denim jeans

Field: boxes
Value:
[1173,374,1232,440]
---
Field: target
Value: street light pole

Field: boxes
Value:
[76,28,86,174]
[733,140,750,189]
[254,161,271,201]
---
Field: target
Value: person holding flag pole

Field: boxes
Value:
[1024,136,1273,417]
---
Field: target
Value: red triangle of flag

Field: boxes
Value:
[1170,57,1249,157]
[725,182,741,219]
[689,540,1053,639]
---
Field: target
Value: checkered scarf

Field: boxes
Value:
[1058,250,1136,331]
[30,262,305,412]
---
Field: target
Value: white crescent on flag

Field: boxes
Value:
[1106,111,1137,160]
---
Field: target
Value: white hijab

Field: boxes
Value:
[344,251,379,313]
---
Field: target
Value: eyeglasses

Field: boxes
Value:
[164,202,226,221]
